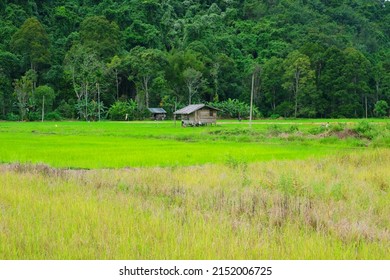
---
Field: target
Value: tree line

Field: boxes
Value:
[0,0,389,121]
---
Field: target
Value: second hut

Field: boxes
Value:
[148,108,167,120]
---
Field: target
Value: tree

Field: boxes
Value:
[183,67,203,105]
[34,85,56,121]
[13,70,36,120]
[125,47,168,108]
[64,44,102,120]
[166,49,205,104]
[374,100,389,117]
[107,55,123,101]
[80,16,120,60]
[0,51,20,118]
[11,17,50,71]
[343,48,371,118]
[262,57,285,115]
[282,51,315,118]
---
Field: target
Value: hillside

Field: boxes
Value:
[0,0,389,120]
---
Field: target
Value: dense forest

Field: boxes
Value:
[0,0,389,120]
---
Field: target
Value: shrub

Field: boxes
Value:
[75,100,106,121]
[107,100,138,121]
[6,113,19,121]
[353,120,377,139]
[57,100,76,119]
[267,124,281,136]
[45,111,63,121]
[374,100,389,117]
[208,99,261,119]
[27,111,41,121]
[288,125,299,133]
[308,126,327,135]
[329,123,345,132]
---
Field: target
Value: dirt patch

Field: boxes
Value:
[332,128,360,139]
[316,128,360,139]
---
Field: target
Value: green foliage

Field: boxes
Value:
[282,51,315,118]
[353,121,378,140]
[13,70,36,121]
[329,123,346,133]
[10,17,50,70]
[80,16,120,60]
[45,111,63,121]
[107,100,138,121]
[209,99,260,119]
[374,100,389,117]
[34,85,56,112]
[56,100,76,119]
[75,99,106,121]
[308,126,327,135]
[125,47,168,108]
[6,113,19,121]
[27,111,41,121]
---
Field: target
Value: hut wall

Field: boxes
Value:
[196,108,217,123]
[189,113,196,122]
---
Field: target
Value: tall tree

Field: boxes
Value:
[125,47,167,108]
[282,51,315,118]
[262,57,285,115]
[343,48,371,118]
[106,55,123,101]
[13,70,36,121]
[11,17,50,71]
[64,44,102,120]
[0,51,20,118]
[183,67,203,105]
[34,85,56,122]
[80,16,120,61]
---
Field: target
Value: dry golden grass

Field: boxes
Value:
[0,149,389,259]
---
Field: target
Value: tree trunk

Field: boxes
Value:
[294,69,300,118]
[85,82,88,121]
[188,86,192,105]
[375,80,380,103]
[115,69,119,100]
[365,94,368,119]
[250,72,254,127]
[97,83,101,121]
[41,95,45,122]
[272,88,276,110]
[143,76,150,108]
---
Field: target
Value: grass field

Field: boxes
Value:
[0,119,389,259]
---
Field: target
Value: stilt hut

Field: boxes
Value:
[174,104,219,126]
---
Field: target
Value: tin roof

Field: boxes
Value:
[148,108,167,114]
[174,104,219,115]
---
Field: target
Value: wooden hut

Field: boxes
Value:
[148,108,167,120]
[174,104,219,126]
